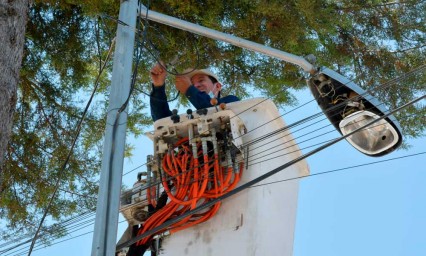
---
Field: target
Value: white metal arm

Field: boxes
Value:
[139,5,316,73]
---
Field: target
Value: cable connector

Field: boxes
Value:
[153,230,171,240]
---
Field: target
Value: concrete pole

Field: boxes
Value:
[91,0,137,255]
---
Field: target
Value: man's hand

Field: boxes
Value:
[175,75,191,94]
[150,62,167,87]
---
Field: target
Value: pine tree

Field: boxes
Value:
[0,0,424,243]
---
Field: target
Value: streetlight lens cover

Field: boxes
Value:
[339,111,400,155]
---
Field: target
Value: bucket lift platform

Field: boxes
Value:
[120,98,309,255]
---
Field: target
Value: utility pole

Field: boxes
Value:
[91,0,137,255]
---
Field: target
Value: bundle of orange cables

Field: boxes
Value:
[136,136,243,246]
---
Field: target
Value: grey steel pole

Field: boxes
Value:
[91,0,137,255]
[139,4,315,73]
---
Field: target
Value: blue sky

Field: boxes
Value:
[17,85,425,256]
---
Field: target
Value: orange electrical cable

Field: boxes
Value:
[136,136,245,248]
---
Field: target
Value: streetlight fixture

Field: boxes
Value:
[137,5,403,156]
[308,67,402,156]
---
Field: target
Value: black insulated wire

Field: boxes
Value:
[116,94,425,251]
[26,33,117,256]
[118,74,425,202]
[249,151,426,189]
[138,63,426,173]
[123,67,422,179]
[16,10,424,254]
[245,100,393,161]
[5,149,425,255]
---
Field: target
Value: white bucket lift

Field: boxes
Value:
[119,98,309,255]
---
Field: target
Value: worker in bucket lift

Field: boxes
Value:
[149,62,240,121]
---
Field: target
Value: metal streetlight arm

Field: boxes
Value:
[139,4,316,73]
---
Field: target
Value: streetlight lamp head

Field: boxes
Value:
[308,67,403,156]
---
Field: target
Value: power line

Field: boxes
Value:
[200,66,425,166]
[121,63,426,178]
[26,30,117,256]
[116,94,425,250]
[117,111,419,202]
[4,219,130,256]
[1,211,97,254]
[250,151,426,188]
[245,63,426,139]
[10,87,422,255]
[119,96,393,181]
[13,102,416,252]
[99,9,426,168]
[10,12,426,256]
[246,112,419,165]
[92,11,426,181]
[8,149,424,255]
[99,69,420,208]
[118,89,423,197]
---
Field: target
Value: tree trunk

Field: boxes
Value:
[0,0,29,186]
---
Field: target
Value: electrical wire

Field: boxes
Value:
[119,68,425,201]
[247,120,411,167]
[117,84,422,224]
[6,11,152,255]
[93,11,415,178]
[6,88,422,254]
[4,218,130,256]
[5,147,425,256]
[121,63,421,179]
[116,94,425,251]
[10,7,425,255]
[100,9,426,156]
[118,110,418,202]
[245,100,394,162]
[26,33,116,256]
[234,63,426,144]
[240,64,425,151]
[249,151,426,189]
[1,211,96,255]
